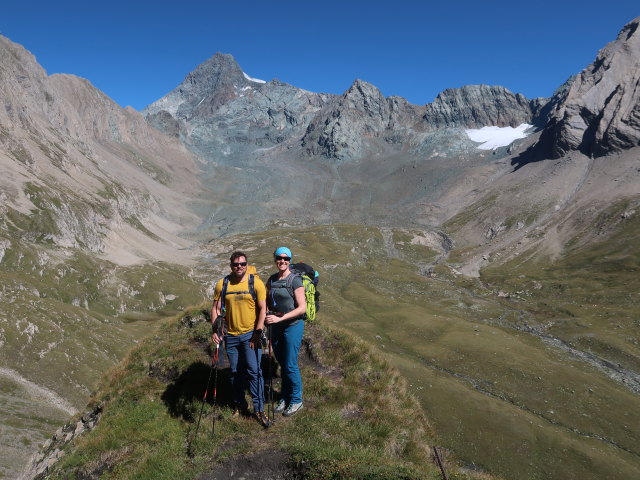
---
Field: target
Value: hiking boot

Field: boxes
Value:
[283,402,303,417]
[255,411,270,428]
[274,399,286,413]
[231,404,248,418]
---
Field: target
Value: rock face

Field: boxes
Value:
[538,16,640,158]
[143,53,334,163]
[301,79,426,160]
[144,52,252,122]
[423,85,539,129]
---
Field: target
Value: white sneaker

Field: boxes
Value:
[283,402,303,417]
[274,399,286,413]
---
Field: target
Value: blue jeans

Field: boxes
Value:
[225,331,264,412]
[271,320,304,405]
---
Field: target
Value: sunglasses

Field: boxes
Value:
[274,256,291,262]
[231,262,247,267]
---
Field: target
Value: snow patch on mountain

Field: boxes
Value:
[243,72,266,84]
[466,123,532,150]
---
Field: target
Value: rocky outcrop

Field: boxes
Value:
[422,85,540,129]
[302,79,425,160]
[19,404,103,480]
[538,16,640,158]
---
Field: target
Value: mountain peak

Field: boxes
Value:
[189,52,245,83]
[142,52,260,121]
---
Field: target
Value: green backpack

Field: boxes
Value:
[281,263,320,323]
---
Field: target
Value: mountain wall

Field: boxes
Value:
[537,16,640,158]
[142,54,546,234]
[0,35,204,261]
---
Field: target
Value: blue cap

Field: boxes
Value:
[274,246,292,258]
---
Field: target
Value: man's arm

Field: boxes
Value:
[255,299,266,330]
[250,299,267,349]
[211,281,224,344]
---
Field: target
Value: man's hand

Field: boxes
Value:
[211,315,225,345]
[250,329,263,349]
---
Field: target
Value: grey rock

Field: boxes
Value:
[302,79,425,160]
[19,404,103,480]
[538,17,640,158]
[423,85,540,129]
[143,52,253,121]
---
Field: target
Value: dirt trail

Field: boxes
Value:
[0,368,77,416]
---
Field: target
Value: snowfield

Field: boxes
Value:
[466,123,531,150]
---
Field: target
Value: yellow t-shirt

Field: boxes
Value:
[213,274,266,335]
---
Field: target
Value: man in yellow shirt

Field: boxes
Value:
[212,251,268,427]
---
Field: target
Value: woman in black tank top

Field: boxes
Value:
[265,246,306,417]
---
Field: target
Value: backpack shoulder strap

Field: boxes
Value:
[285,272,299,299]
[248,274,256,302]
[220,275,230,313]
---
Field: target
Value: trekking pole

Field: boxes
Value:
[255,331,271,428]
[433,446,449,480]
[186,344,217,455]
[266,325,274,423]
[210,342,221,437]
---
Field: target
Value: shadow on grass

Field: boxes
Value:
[161,361,234,421]
[161,351,280,421]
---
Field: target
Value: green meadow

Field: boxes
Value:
[200,224,640,480]
[9,220,639,479]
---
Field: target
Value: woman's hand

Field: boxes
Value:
[265,313,282,325]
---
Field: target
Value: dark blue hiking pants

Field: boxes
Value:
[225,330,264,412]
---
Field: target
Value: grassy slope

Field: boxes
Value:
[189,225,640,480]
[0,234,205,479]
[20,218,640,480]
[47,306,482,480]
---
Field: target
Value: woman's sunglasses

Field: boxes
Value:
[274,256,291,262]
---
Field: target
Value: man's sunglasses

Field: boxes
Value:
[274,256,291,262]
[231,262,247,267]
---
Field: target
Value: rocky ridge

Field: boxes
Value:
[538,16,640,158]
[0,34,204,261]
[423,84,543,129]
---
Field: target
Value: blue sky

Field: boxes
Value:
[1,1,638,110]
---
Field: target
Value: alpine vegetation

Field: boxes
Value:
[3,14,640,480]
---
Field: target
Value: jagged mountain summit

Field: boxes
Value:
[143,54,546,235]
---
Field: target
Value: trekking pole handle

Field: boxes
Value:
[211,315,225,344]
